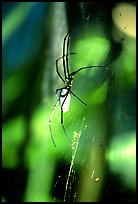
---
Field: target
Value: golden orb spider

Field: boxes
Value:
[49,29,106,147]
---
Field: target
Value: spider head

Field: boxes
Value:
[65,77,73,87]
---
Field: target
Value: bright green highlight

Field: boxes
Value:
[24,154,55,202]
[2,115,25,168]
[25,102,71,163]
[2,73,27,115]
[72,36,110,69]
[24,103,70,202]
[87,82,107,106]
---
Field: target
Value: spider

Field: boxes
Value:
[49,29,105,147]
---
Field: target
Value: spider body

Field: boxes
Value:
[49,30,106,147]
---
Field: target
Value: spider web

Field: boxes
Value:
[46,2,135,202]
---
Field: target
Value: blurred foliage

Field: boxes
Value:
[2,2,136,202]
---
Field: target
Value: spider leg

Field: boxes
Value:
[49,100,59,147]
[70,90,87,106]
[57,53,76,62]
[60,90,72,145]
[61,17,82,80]
[70,65,107,76]
[56,59,65,83]
[56,87,64,95]
[63,33,69,79]
[66,35,70,78]
[56,53,77,83]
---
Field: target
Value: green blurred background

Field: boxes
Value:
[2,2,136,202]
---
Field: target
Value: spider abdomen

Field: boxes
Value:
[60,89,71,112]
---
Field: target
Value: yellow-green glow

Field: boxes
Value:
[121,143,135,158]
[108,142,136,162]
[106,131,136,190]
